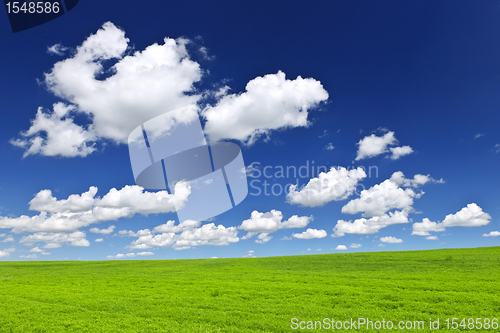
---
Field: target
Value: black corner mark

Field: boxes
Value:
[3,0,79,33]
[63,0,78,11]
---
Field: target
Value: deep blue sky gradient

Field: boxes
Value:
[1,0,500,260]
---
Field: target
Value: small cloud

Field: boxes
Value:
[20,254,38,259]
[349,243,362,248]
[494,144,500,153]
[325,143,335,150]
[483,231,500,237]
[389,146,413,160]
[380,236,403,243]
[426,236,438,240]
[335,245,347,250]
[95,238,104,242]
[318,130,328,138]
[89,226,115,235]
[378,244,386,247]
[474,133,484,139]
[281,236,292,240]
[47,43,68,56]
[1,237,14,243]
[106,252,154,259]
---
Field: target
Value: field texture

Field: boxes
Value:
[0,247,499,332]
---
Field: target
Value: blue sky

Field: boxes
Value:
[1,0,499,260]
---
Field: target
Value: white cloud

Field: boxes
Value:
[474,133,484,139]
[378,244,385,247]
[332,210,410,237]
[19,231,90,248]
[173,223,239,249]
[95,183,190,215]
[10,103,98,157]
[95,238,104,242]
[106,251,154,259]
[333,172,441,237]
[0,250,10,258]
[483,231,500,237]
[494,144,500,153]
[412,204,491,236]
[349,243,362,248]
[341,173,419,217]
[29,247,50,255]
[29,186,97,213]
[239,210,313,233]
[411,218,445,236]
[47,43,68,56]
[89,225,115,235]
[287,167,366,207]
[1,237,14,242]
[292,228,327,239]
[239,210,283,233]
[152,220,201,233]
[380,236,403,243]
[335,245,347,250]
[127,231,176,250]
[30,247,43,252]
[356,131,413,160]
[426,236,438,240]
[389,146,413,160]
[20,254,38,259]
[356,131,397,160]
[441,203,491,227]
[255,233,272,244]
[127,222,239,250]
[325,143,334,150]
[0,182,189,234]
[389,171,443,188]
[12,22,203,157]
[238,210,313,243]
[202,71,328,145]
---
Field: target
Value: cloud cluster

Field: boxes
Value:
[20,231,90,248]
[238,210,313,243]
[12,22,329,157]
[202,71,328,145]
[332,172,439,237]
[287,167,366,207]
[0,183,189,248]
[122,220,239,250]
[412,203,491,236]
[356,131,413,160]
[106,252,154,259]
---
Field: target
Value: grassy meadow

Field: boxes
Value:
[0,247,499,332]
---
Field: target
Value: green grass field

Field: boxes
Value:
[0,247,499,332]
